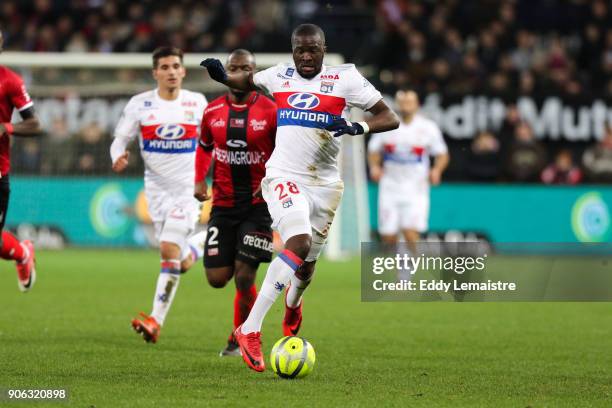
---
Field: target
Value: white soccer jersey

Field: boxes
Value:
[112,89,207,194]
[254,63,382,185]
[368,114,447,193]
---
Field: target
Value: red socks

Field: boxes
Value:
[0,231,25,262]
[234,284,257,329]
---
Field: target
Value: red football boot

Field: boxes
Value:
[16,240,36,292]
[283,294,303,336]
[234,325,265,372]
[131,312,160,343]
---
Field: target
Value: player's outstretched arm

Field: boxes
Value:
[110,136,130,173]
[364,100,400,134]
[200,58,258,92]
[0,108,42,137]
[368,152,383,182]
[430,153,450,185]
[325,100,399,137]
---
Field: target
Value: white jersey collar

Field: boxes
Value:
[154,88,182,103]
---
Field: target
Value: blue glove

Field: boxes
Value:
[325,117,369,137]
[200,58,227,83]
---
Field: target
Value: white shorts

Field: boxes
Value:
[262,176,344,262]
[378,189,429,235]
[146,189,201,256]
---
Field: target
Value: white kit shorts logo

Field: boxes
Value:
[287,93,320,110]
[155,124,186,140]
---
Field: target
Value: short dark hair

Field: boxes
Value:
[152,46,183,68]
[227,48,256,64]
[291,24,326,47]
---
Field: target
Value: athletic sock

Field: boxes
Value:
[151,259,181,326]
[286,273,312,308]
[241,249,303,334]
[0,231,26,263]
[234,284,258,330]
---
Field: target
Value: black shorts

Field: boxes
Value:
[0,175,10,233]
[204,203,273,269]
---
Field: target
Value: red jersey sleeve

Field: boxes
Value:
[195,112,214,183]
[7,72,33,112]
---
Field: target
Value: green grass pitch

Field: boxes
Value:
[1,249,611,407]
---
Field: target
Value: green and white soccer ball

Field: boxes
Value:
[270,336,316,378]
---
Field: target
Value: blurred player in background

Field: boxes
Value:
[202,23,399,372]
[110,47,207,343]
[194,49,276,356]
[368,90,449,264]
[0,29,41,292]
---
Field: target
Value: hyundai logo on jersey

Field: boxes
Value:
[141,123,198,153]
[287,93,320,110]
[274,91,346,129]
[155,124,185,140]
[155,124,186,140]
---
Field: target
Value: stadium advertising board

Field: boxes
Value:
[5,178,611,251]
[369,183,612,246]
[31,93,612,141]
[421,93,612,141]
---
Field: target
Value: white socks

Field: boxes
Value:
[151,259,181,326]
[286,273,311,308]
[241,250,303,334]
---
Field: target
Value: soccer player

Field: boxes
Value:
[194,49,276,356]
[0,29,41,292]
[201,24,399,371]
[368,90,449,259]
[111,47,208,343]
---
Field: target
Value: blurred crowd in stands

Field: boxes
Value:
[462,109,612,184]
[2,0,612,183]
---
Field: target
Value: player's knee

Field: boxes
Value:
[296,261,315,281]
[160,241,181,260]
[234,265,256,291]
[180,257,194,273]
[205,267,232,288]
[285,234,311,260]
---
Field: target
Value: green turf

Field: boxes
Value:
[1,249,611,407]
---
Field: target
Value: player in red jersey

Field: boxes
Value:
[0,30,42,292]
[194,49,276,356]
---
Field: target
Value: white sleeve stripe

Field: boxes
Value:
[17,101,34,111]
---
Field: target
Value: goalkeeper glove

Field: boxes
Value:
[200,58,227,83]
[325,117,370,137]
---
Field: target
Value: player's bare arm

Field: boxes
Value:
[194,180,210,201]
[365,100,400,134]
[0,107,42,137]
[111,151,129,173]
[200,58,259,92]
[430,152,450,185]
[110,132,131,173]
[368,152,383,182]
[194,138,211,201]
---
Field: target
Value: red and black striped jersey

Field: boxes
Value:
[0,66,34,175]
[196,92,277,208]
